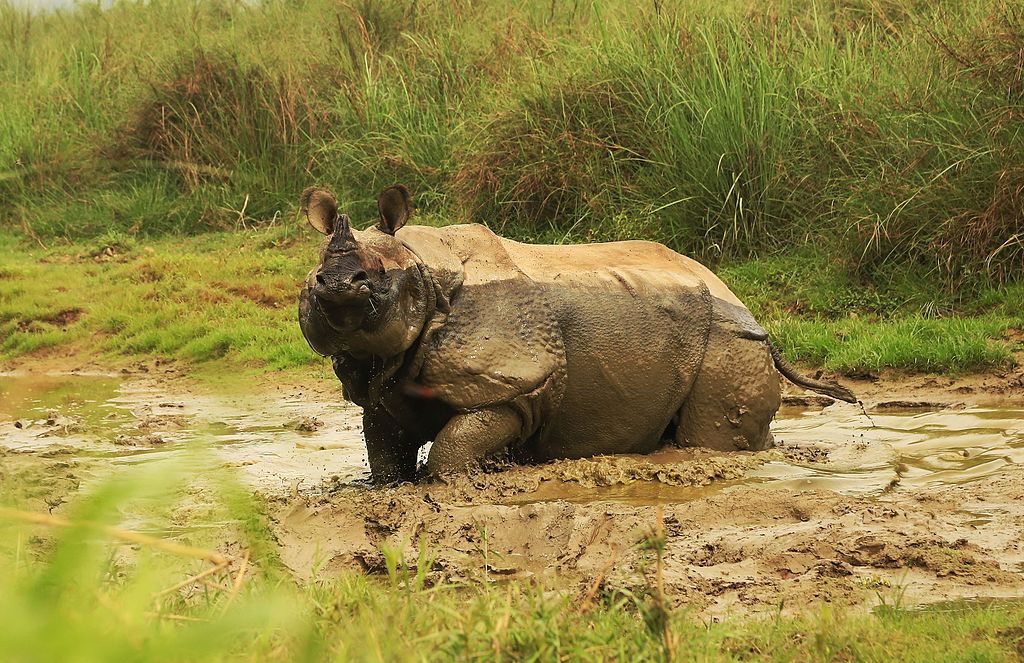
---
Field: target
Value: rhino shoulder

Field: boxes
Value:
[417,278,566,412]
[394,226,466,294]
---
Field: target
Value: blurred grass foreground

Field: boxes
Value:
[3,448,1024,662]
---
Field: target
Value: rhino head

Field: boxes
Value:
[297,185,430,359]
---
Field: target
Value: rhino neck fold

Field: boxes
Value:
[394,250,464,388]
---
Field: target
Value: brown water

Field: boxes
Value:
[0,371,367,494]
[763,405,1024,495]
[1,372,1022,499]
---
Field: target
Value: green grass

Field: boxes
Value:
[1,0,1021,376]
[719,253,1024,373]
[3,453,1024,663]
[0,227,321,370]
[768,317,1017,374]
[1,228,1020,374]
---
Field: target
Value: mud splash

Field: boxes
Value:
[3,370,1023,617]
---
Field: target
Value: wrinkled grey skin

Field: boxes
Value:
[298,185,856,483]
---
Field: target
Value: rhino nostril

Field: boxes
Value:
[350,270,368,285]
[315,272,326,287]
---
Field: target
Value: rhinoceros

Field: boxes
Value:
[297,185,855,483]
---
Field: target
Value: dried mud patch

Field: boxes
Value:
[0,448,85,512]
[15,308,84,333]
[829,362,1024,408]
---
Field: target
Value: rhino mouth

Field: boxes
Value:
[311,286,382,330]
[313,282,372,305]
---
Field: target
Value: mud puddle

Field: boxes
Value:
[0,371,367,495]
[761,406,1024,495]
[4,372,1021,500]
[3,370,1024,617]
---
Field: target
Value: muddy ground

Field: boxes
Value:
[2,355,1023,619]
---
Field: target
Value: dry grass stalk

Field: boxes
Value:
[579,544,622,614]
[219,550,251,615]
[153,562,230,598]
[0,506,229,565]
[146,612,206,622]
[654,505,675,661]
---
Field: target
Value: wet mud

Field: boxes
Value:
[2,363,1023,618]
[0,368,368,494]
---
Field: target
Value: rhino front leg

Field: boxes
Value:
[426,406,522,477]
[363,406,421,484]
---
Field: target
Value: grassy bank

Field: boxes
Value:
[0,228,316,370]
[2,228,1021,374]
[3,452,1023,663]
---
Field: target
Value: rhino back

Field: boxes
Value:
[500,237,746,307]
[532,272,713,458]
[406,225,726,459]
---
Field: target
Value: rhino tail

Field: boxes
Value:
[767,339,857,403]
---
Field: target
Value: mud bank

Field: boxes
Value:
[273,452,1024,619]
[270,370,1024,617]
[2,358,1023,618]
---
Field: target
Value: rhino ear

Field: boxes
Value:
[377,184,412,235]
[300,186,340,235]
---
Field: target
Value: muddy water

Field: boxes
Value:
[6,371,1024,615]
[762,405,1024,495]
[1,372,1022,501]
[0,372,367,494]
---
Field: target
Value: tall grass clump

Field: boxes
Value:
[119,52,323,219]
[454,1,1024,285]
[453,13,820,260]
[921,4,1024,284]
[0,0,526,236]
